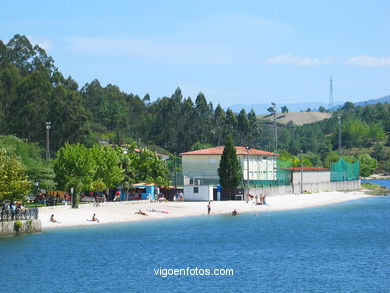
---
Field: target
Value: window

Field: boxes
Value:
[194,187,199,193]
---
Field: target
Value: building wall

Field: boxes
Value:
[182,154,277,185]
[184,185,213,202]
[240,156,277,181]
[250,180,360,197]
[292,171,331,185]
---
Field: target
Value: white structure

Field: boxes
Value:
[180,146,279,201]
[183,185,213,202]
[288,167,331,194]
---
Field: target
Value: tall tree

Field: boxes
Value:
[214,104,226,145]
[218,136,242,199]
[237,109,250,145]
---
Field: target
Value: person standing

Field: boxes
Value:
[207,201,211,215]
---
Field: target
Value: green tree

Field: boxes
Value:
[90,145,124,188]
[53,143,97,192]
[237,109,250,145]
[214,104,226,145]
[0,135,56,191]
[0,149,31,202]
[324,151,339,168]
[281,106,289,117]
[218,136,242,198]
[358,153,378,177]
[122,148,170,187]
[191,142,213,151]
[319,106,326,113]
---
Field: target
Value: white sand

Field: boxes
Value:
[39,191,370,230]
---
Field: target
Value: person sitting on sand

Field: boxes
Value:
[50,214,57,223]
[232,209,238,216]
[92,213,99,222]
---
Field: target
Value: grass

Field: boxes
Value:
[361,182,390,195]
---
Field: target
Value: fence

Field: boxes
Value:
[0,208,39,222]
[330,158,360,182]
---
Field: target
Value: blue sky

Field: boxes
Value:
[1,0,389,107]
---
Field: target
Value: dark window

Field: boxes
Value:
[194,187,199,193]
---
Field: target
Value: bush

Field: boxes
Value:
[14,220,23,231]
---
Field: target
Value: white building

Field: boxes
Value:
[180,146,279,201]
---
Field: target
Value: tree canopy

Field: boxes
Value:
[0,149,31,202]
[218,136,242,196]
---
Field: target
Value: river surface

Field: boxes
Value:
[0,191,389,292]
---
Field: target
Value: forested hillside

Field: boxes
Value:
[276,102,390,172]
[0,35,261,155]
[1,34,389,174]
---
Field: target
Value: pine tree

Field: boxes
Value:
[218,136,242,199]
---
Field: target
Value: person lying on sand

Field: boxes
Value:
[147,209,168,214]
[92,213,99,222]
[135,209,148,216]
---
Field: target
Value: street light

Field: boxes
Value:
[246,146,251,198]
[46,122,51,160]
[300,150,303,194]
[34,180,39,208]
[173,152,177,189]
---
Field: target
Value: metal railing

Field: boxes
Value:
[0,208,39,222]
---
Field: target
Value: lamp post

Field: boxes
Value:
[300,150,303,194]
[173,152,177,189]
[246,146,251,198]
[45,122,51,160]
[34,180,39,208]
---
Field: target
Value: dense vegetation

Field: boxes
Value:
[0,35,261,156]
[1,34,389,197]
[276,102,390,173]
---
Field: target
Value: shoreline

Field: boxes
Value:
[362,175,390,180]
[39,191,372,230]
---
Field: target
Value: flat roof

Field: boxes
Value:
[285,167,330,171]
[180,146,279,156]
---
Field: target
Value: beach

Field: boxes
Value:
[39,191,370,229]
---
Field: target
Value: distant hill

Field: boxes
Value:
[354,95,390,107]
[230,94,390,114]
[258,111,332,126]
[229,102,341,114]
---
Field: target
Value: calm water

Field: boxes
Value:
[362,178,390,191]
[1,196,389,292]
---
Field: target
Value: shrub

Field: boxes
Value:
[14,220,23,231]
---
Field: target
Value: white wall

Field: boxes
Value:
[184,185,213,202]
[182,154,277,183]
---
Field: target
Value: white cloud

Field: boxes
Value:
[267,54,332,66]
[27,35,53,51]
[345,55,390,67]
[65,36,237,65]
[64,13,293,65]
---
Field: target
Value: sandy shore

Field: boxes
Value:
[39,191,371,230]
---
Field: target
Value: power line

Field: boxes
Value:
[328,75,334,111]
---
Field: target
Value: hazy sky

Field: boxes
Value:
[1,0,389,106]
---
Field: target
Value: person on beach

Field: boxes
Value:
[92,213,99,222]
[135,209,148,216]
[232,209,238,216]
[207,201,211,215]
[50,214,57,223]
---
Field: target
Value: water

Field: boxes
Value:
[362,178,390,191]
[1,197,389,293]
